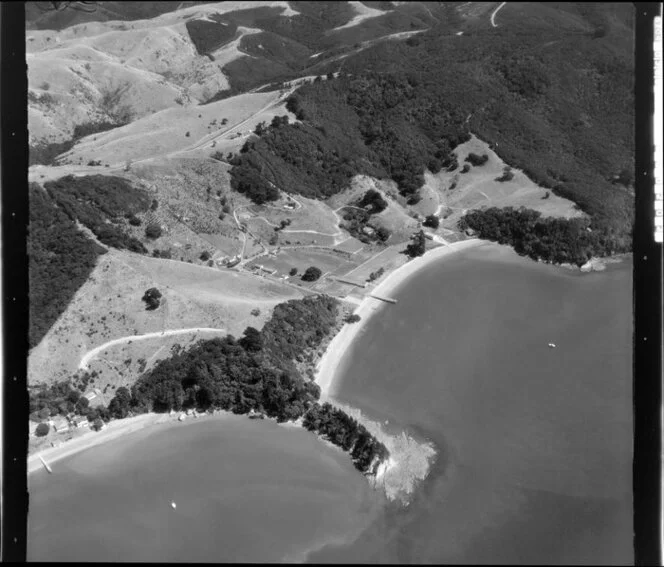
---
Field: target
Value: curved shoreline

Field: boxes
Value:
[27,411,234,475]
[315,238,486,400]
[28,239,485,489]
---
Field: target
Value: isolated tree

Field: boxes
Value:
[145,224,162,239]
[92,418,104,431]
[423,215,440,229]
[465,153,489,166]
[376,226,391,242]
[251,308,261,316]
[142,287,162,310]
[289,267,298,276]
[200,250,211,261]
[150,199,159,211]
[301,266,322,282]
[36,423,50,437]
[345,314,361,323]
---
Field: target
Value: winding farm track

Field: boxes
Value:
[78,328,227,370]
[491,2,507,27]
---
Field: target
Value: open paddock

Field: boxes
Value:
[29,249,302,386]
[334,237,366,255]
[246,247,358,280]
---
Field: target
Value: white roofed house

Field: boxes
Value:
[84,390,98,403]
[74,416,90,429]
[51,416,70,433]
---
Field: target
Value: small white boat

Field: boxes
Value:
[171,501,177,510]
[548,343,556,348]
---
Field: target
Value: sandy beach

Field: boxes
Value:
[315,238,486,400]
[27,411,232,475]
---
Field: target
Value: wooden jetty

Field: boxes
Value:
[369,294,398,304]
[39,456,53,474]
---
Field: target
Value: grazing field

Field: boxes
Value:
[28,249,303,386]
[334,236,366,255]
[340,244,413,284]
[247,247,355,279]
[280,232,338,247]
[423,135,586,231]
[58,91,286,166]
[197,233,243,257]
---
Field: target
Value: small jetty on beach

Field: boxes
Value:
[39,456,53,474]
[369,294,398,304]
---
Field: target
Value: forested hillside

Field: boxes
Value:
[230,2,634,255]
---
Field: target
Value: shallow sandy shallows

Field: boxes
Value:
[27,412,225,475]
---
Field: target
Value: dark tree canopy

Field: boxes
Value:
[423,214,440,229]
[145,223,162,239]
[405,230,426,257]
[142,287,162,310]
[458,207,630,266]
[36,423,50,437]
[301,266,323,281]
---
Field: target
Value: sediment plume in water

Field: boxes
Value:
[333,401,437,503]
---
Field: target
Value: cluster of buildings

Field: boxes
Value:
[216,254,241,268]
[29,390,103,437]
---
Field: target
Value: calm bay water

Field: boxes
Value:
[28,416,384,563]
[311,243,633,564]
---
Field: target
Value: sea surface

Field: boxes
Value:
[28,243,633,564]
[311,243,633,565]
[27,416,384,562]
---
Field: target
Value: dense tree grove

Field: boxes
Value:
[107,295,389,474]
[357,189,388,214]
[28,379,109,424]
[458,207,631,266]
[29,183,107,347]
[44,175,150,253]
[230,72,467,204]
[303,402,388,473]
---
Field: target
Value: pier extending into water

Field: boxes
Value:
[39,456,53,474]
[369,294,398,304]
